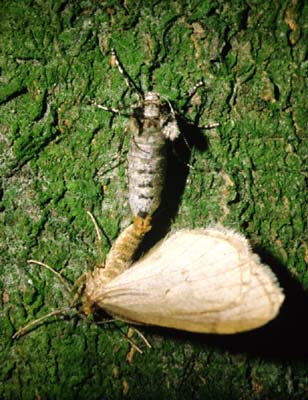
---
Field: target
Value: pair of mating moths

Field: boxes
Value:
[84,223,284,334]
[14,50,284,339]
[93,49,283,333]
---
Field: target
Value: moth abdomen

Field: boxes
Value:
[104,219,151,274]
[83,216,152,314]
[128,142,167,217]
[136,181,154,188]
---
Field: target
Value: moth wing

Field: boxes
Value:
[98,228,284,334]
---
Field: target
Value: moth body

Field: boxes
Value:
[102,49,207,220]
[128,91,180,218]
[85,227,285,334]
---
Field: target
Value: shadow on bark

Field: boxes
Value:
[135,118,208,258]
[142,252,308,361]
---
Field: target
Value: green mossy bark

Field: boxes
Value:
[1,1,307,399]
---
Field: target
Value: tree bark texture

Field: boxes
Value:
[0,1,307,399]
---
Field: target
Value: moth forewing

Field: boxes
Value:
[94,227,284,334]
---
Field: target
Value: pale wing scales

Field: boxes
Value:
[97,227,284,334]
[98,228,250,310]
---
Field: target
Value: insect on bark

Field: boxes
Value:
[97,49,216,224]
[13,223,284,339]
[82,226,285,334]
[12,213,151,340]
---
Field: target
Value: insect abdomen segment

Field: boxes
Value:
[104,217,151,275]
[83,216,151,314]
[128,137,167,217]
[127,97,172,218]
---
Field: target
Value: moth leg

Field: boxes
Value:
[121,331,143,354]
[130,327,152,349]
[177,79,204,112]
[200,121,220,129]
[116,326,144,354]
[181,80,220,129]
[94,105,130,177]
[126,343,136,364]
[187,80,205,99]
[96,103,121,114]
[126,327,152,361]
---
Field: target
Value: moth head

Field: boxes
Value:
[80,294,96,317]
[144,91,161,118]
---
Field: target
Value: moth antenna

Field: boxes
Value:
[12,307,73,339]
[95,317,120,325]
[111,48,143,103]
[86,211,104,267]
[27,260,72,293]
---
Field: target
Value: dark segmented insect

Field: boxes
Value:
[126,90,180,219]
[97,49,212,221]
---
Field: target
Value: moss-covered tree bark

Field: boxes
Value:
[1,1,307,399]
